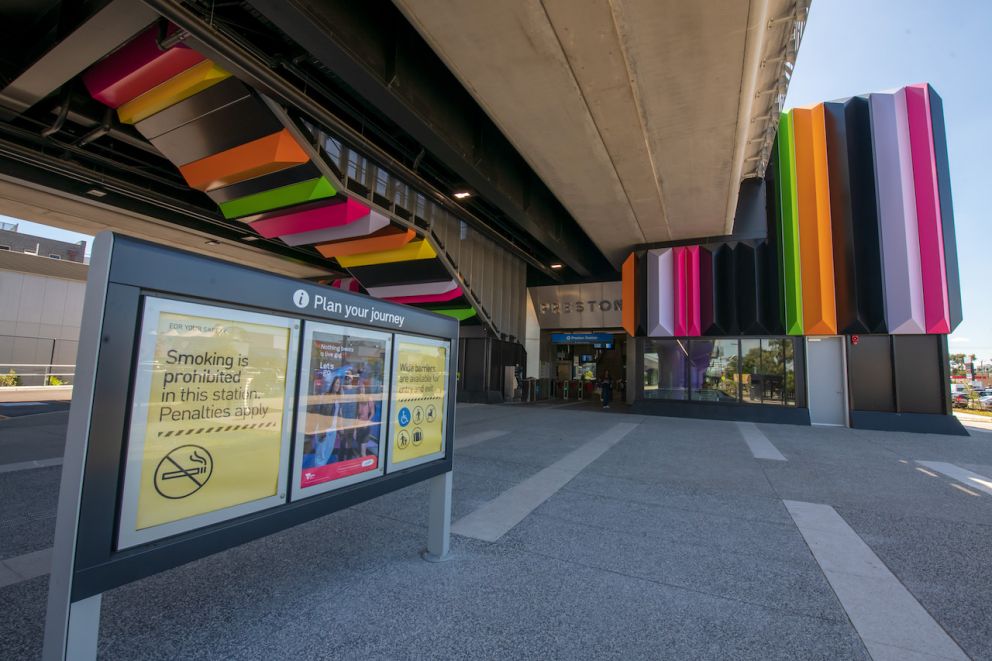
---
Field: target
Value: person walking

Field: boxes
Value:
[600,370,613,409]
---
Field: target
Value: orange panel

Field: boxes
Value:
[315,227,416,258]
[792,106,837,335]
[178,129,309,191]
[622,253,636,336]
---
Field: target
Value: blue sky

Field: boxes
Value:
[785,0,992,358]
[3,1,988,355]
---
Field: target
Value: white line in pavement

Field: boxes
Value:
[0,547,52,588]
[735,422,786,461]
[917,461,992,496]
[456,430,509,449]
[784,500,968,661]
[452,422,640,542]
[0,457,63,474]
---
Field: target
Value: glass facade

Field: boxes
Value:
[642,337,798,406]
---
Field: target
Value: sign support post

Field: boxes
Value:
[422,471,453,562]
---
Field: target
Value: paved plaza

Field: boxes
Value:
[2,402,991,659]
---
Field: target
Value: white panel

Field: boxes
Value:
[40,278,69,325]
[646,248,675,336]
[15,274,45,324]
[367,279,458,298]
[279,211,390,247]
[0,272,25,322]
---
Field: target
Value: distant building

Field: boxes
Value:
[0,236,87,386]
[0,224,87,263]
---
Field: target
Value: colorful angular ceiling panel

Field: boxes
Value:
[314,226,415,259]
[336,240,436,268]
[246,198,370,239]
[83,24,205,108]
[82,22,478,325]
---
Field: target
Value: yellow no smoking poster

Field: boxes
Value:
[118,297,298,549]
[388,337,449,469]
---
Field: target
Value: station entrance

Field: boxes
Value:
[545,331,628,404]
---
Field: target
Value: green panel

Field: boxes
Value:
[432,307,477,322]
[777,111,804,335]
[219,177,336,219]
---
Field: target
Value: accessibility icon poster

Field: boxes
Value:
[118,297,297,548]
[389,337,449,469]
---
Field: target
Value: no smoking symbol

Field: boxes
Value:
[154,445,213,499]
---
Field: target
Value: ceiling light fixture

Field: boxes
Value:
[453,191,471,199]
[550,263,564,269]
[205,239,220,246]
[85,188,106,197]
[241,235,259,242]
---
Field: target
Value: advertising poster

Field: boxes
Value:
[292,323,391,498]
[388,337,449,469]
[118,298,297,548]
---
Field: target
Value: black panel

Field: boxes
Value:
[735,243,763,334]
[927,87,963,332]
[714,243,738,335]
[823,97,887,334]
[846,335,895,412]
[893,335,943,414]
[462,338,487,393]
[755,241,782,334]
[146,94,283,166]
[347,258,452,288]
[761,153,785,334]
[135,77,252,140]
[205,161,322,204]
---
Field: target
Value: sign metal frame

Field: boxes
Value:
[43,233,458,661]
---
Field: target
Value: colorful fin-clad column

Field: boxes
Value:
[823,96,887,334]
[869,89,926,334]
[776,113,804,335]
[905,84,951,334]
[622,253,637,336]
[927,86,963,331]
[673,247,701,336]
[791,105,837,335]
[646,248,675,336]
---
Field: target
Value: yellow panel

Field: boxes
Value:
[116,61,231,125]
[792,105,837,335]
[337,240,437,267]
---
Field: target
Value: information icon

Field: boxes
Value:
[397,406,411,427]
[425,405,436,422]
[397,429,411,449]
[412,428,424,446]
[413,406,424,425]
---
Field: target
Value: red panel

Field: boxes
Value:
[83,24,205,108]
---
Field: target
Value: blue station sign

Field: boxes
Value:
[551,332,615,344]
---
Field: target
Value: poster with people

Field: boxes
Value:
[292,322,391,499]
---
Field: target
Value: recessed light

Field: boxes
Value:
[241,235,259,242]
[453,191,471,199]
[85,188,106,197]
[550,263,564,269]
[205,239,220,246]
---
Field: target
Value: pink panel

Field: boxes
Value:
[905,84,950,334]
[247,198,371,239]
[674,247,688,336]
[83,25,205,108]
[685,246,701,336]
[386,287,464,304]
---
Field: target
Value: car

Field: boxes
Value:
[980,395,992,410]
[952,393,970,408]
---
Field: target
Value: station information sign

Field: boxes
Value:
[117,298,298,548]
[388,337,450,469]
